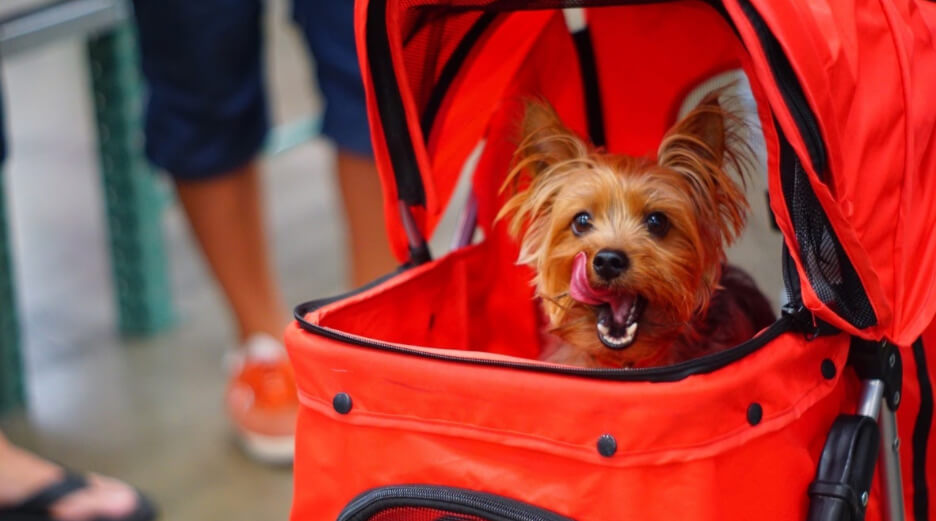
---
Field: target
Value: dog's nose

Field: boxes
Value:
[593,249,629,280]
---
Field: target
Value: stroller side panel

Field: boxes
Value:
[896,322,936,521]
[286,1,936,519]
[287,243,859,521]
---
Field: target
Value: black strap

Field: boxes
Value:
[569,26,606,148]
[913,337,933,521]
[9,471,88,513]
[808,480,861,514]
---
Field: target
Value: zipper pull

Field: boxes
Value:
[781,303,838,339]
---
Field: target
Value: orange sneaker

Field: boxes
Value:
[225,334,298,464]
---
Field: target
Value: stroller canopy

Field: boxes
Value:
[354,0,936,346]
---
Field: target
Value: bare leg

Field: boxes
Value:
[0,431,140,520]
[335,151,397,287]
[174,162,287,342]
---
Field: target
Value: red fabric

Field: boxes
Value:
[305,2,936,520]
[358,0,936,345]
[287,243,862,520]
[722,0,936,346]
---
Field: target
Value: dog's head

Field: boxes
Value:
[498,96,751,366]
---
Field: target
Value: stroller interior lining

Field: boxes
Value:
[317,2,792,370]
[300,238,807,381]
[365,0,897,343]
[284,1,936,519]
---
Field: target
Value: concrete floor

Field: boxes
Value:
[0,3,784,521]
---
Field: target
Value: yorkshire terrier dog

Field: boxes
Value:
[498,94,775,368]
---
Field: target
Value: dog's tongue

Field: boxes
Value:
[569,252,634,324]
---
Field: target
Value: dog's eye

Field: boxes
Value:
[645,212,670,238]
[571,212,593,236]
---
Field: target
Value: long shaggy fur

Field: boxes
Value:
[497,94,773,368]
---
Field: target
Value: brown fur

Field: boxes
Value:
[497,95,774,368]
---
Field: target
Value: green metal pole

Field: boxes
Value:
[87,25,174,337]
[0,172,25,414]
[0,82,25,413]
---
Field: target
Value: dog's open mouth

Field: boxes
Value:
[595,297,646,349]
[569,252,647,350]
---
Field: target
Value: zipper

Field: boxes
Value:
[295,301,814,382]
[736,0,827,177]
[300,0,839,382]
[338,485,574,521]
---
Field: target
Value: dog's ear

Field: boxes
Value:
[516,100,588,177]
[497,101,589,259]
[667,97,726,163]
[657,95,748,248]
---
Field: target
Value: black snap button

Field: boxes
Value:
[747,403,763,426]
[333,392,352,414]
[597,434,617,457]
[821,359,837,380]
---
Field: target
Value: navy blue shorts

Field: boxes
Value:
[132,0,371,180]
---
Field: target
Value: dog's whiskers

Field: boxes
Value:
[540,292,571,311]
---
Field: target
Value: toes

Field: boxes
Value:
[49,474,138,521]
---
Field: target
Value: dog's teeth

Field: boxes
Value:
[597,322,610,336]
[622,322,638,344]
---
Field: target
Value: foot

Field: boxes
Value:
[0,440,144,521]
[225,334,298,465]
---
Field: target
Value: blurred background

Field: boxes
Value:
[0,0,347,518]
[0,1,783,520]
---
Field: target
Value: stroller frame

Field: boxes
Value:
[389,12,911,521]
[854,366,904,521]
[823,337,907,521]
[285,1,936,520]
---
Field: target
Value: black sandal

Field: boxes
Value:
[0,470,157,521]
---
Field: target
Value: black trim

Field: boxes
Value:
[295,287,812,382]
[778,125,876,329]
[366,0,426,205]
[415,1,701,13]
[736,0,827,177]
[338,485,574,521]
[849,338,902,410]
[376,0,705,207]
[781,242,801,306]
[420,12,498,136]
[570,27,606,147]
[807,415,880,521]
[913,337,933,521]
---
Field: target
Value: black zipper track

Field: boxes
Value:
[376,0,826,199]
[338,485,574,521]
[372,0,720,212]
[570,26,607,148]
[366,0,426,206]
[312,0,845,382]
[913,337,933,521]
[420,12,498,136]
[295,296,807,382]
[736,0,827,177]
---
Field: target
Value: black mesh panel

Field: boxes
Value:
[779,132,876,328]
[368,507,496,521]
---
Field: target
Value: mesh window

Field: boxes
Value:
[367,507,496,521]
[338,486,574,521]
[779,133,877,328]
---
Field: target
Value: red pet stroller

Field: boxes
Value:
[285,1,936,520]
